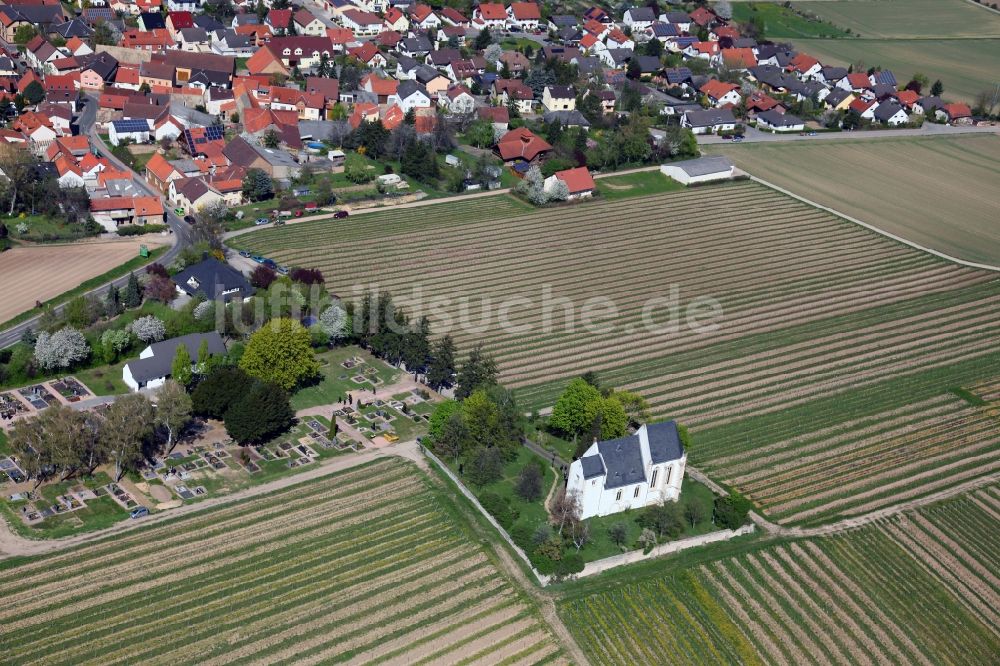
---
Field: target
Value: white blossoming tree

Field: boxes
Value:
[319,303,350,342]
[34,327,90,370]
[193,300,215,322]
[130,315,166,343]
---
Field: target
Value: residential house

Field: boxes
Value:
[440,84,474,114]
[389,80,431,112]
[507,2,540,30]
[123,332,228,391]
[622,7,655,30]
[473,2,507,28]
[873,102,908,126]
[699,79,741,107]
[170,175,225,213]
[660,155,734,185]
[494,127,551,165]
[293,8,326,35]
[109,118,152,145]
[849,97,877,120]
[756,109,804,132]
[493,78,533,114]
[681,108,736,134]
[340,9,382,35]
[566,421,686,519]
[541,85,575,112]
[544,166,594,199]
[409,3,441,30]
[942,102,973,124]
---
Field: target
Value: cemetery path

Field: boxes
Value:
[0,440,425,559]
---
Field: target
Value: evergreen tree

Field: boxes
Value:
[426,335,456,390]
[930,79,944,97]
[105,284,122,316]
[455,344,498,399]
[122,272,142,308]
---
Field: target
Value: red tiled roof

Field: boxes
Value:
[554,166,594,194]
[509,2,540,20]
[721,47,756,69]
[700,79,739,101]
[496,127,551,161]
[477,2,506,20]
[944,102,971,119]
[267,8,292,28]
[847,72,871,89]
[167,11,194,28]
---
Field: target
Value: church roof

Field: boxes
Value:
[580,455,605,479]
[646,420,684,464]
[597,436,646,490]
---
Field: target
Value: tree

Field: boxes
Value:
[224,381,294,445]
[171,343,193,387]
[101,393,154,480]
[608,522,628,549]
[465,119,495,149]
[130,315,166,343]
[639,501,683,539]
[192,366,251,418]
[344,152,373,183]
[354,120,390,158]
[242,168,274,201]
[123,272,142,308]
[239,318,319,390]
[930,79,944,97]
[583,395,628,440]
[318,303,350,341]
[426,335,456,390]
[13,24,37,45]
[515,461,543,502]
[428,399,461,441]
[515,165,548,205]
[250,265,277,289]
[104,283,122,317]
[92,20,117,46]
[474,27,492,50]
[100,328,131,363]
[34,327,89,370]
[462,389,503,451]
[434,411,469,461]
[715,0,733,19]
[144,275,175,303]
[570,518,591,551]
[551,488,581,535]
[550,378,602,439]
[714,492,753,529]
[466,445,504,485]
[155,380,192,453]
[683,498,707,528]
[262,128,281,149]
[455,344,498,399]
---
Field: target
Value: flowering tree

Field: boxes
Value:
[515,165,548,205]
[319,303,350,341]
[100,328,132,362]
[548,179,570,202]
[34,327,90,370]
[130,315,166,343]
[193,299,215,322]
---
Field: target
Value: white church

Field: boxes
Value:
[566,420,687,519]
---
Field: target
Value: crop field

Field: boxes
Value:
[234,181,1000,525]
[787,37,1000,103]
[560,516,1000,665]
[706,135,1000,265]
[0,459,567,665]
[792,0,1000,39]
[0,238,164,323]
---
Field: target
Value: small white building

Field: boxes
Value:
[123,332,227,392]
[566,421,686,519]
[660,156,734,186]
[108,119,151,146]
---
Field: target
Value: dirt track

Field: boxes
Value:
[0,237,168,323]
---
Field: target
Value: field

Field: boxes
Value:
[792,0,1000,38]
[0,238,167,323]
[787,37,1000,103]
[559,491,1000,665]
[0,458,568,665]
[233,181,1000,525]
[704,134,1000,265]
[732,2,852,38]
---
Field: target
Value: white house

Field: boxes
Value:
[681,108,736,134]
[622,7,655,31]
[566,421,686,519]
[123,332,227,392]
[660,155,734,185]
[756,109,805,132]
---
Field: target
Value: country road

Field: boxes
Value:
[0,92,192,349]
[697,121,999,144]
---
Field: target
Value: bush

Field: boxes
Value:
[117,224,168,236]
[556,551,584,576]
[714,492,753,530]
[479,490,518,529]
[510,521,535,550]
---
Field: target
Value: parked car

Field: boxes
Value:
[174,207,185,215]
[239,250,251,258]
[184,215,196,225]
[277,265,289,275]
[262,258,277,269]
[254,217,269,226]
[251,255,265,263]
[273,219,285,226]
[808,131,818,136]
[333,210,349,219]
[130,507,149,519]
[731,136,744,143]
[293,209,304,217]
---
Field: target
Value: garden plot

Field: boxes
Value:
[0,458,568,665]
[239,180,1000,525]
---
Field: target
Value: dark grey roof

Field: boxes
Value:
[662,11,689,23]
[821,66,848,81]
[172,258,253,300]
[874,102,905,121]
[604,48,631,66]
[401,36,432,53]
[194,14,224,31]
[825,88,852,106]
[127,332,226,383]
[683,108,736,127]
[646,421,684,463]
[662,67,692,84]
[179,27,209,42]
[650,22,678,37]
[396,79,428,99]
[625,6,655,21]
[139,11,166,29]
[396,55,419,71]
[919,95,945,112]
[580,455,605,479]
[542,110,590,127]
[871,69,896,86]
[427,47,461,66]
[546,84,574,99]
[597,436,646,490]
[548,14,577,27]
[414,64,443,84]
[758,109,803,127]
[635,55,660,74]
[53,19,94,38]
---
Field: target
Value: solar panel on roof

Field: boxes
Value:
[113,119,150,132]
[203,125,224,140]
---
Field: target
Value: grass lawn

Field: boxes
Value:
[0,430,9,456]
[595,170,684,200]
[500,36,540,51]
[290,345,402,411]
[733,1,852,38]
[476,446,556,531]
[2,214,98,242]
[74,361,129,396]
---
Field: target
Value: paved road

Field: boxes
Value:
[698,122,999,144]
[0,92,192,349]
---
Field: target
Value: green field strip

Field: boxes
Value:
[494,637,560,666]
[10,504,443,661]
[405,601,528,665]
[452,623,544,666]
[922,502,1000,572]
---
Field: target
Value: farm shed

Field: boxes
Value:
[660,156,734,185]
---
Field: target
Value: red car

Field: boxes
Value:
[333,210,349,219]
